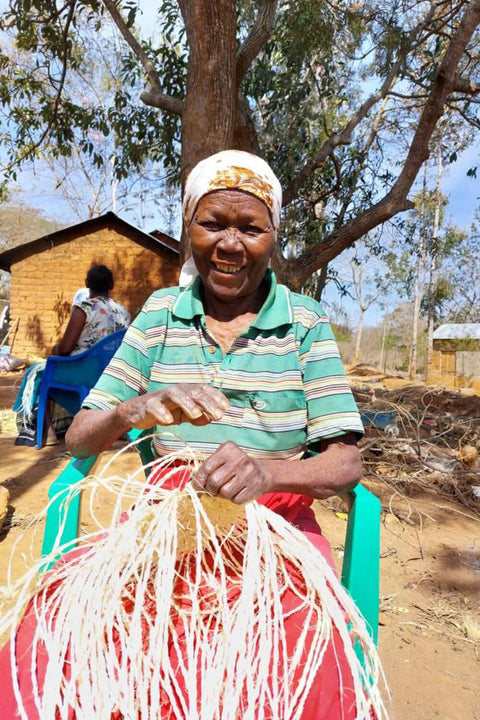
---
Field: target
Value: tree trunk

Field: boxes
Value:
[426,144,442,381]
[179,0,237,177]
[352,260,364,363]
[233,95,261,154]
[178,0,237,262]
[314,264,329,301]
[110,154,118,214]
[379,318,389,373]
[408,167,428,380]
[350,255,377,364]
[354,305,364,363]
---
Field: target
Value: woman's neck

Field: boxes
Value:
[202,284,268,354]
[203,284,267,324]
[204,313,255,354]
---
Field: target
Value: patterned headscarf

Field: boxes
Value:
[182,150,282,231]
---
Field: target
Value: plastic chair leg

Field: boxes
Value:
[341,484,381,645]
[41,455,99,562]
[35,383,49,450]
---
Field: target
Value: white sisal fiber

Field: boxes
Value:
[0,447,389,720]
[18,361,46,422]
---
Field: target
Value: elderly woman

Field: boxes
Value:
[68,153,362,527]
[2,151,367,719]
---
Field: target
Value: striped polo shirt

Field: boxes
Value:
[83,270,363,460]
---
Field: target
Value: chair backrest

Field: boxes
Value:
[45,328,127,389]
[36,328,128,444]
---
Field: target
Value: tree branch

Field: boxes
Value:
[101,0,184,115]
[282,4,436,205]
[236,0,278,88]
[445,100,480,128]
[139,87,184,114]
[310,152,342,207]
[281,0,480,289]
[452,74,480,94]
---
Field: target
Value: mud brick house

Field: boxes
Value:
[429,324,480,392]
[0,212,179,359]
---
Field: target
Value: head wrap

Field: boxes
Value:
[182,150,282,231]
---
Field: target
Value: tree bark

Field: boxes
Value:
[354,305,364,364]
[178,1,255,263]
[379,318,389,374]
[178,0,237,184]
[426,143,443,381]
[409,167,428,380]
[350,256,377,364]
[314,264,328,302]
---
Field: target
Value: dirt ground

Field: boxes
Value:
[0,370,479,719]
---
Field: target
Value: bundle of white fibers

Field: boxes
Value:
[0,445,389,720]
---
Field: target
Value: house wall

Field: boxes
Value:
[430,345,480,394]
[429,350,455,387]
[9,226,179,359]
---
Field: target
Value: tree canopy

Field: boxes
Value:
[1,0,480,289]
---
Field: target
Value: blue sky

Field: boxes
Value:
[442,150,479,229]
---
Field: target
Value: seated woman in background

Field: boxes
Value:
[52,264,130,355]
[14,264,130,446]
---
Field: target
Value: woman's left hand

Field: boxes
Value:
[192,441,273,504]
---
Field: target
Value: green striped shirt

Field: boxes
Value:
[83,270,363,460]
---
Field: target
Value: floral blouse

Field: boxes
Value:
[73,296,130,354]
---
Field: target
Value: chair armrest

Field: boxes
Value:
[41,426,148,559]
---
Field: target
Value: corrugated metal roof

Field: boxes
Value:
[433,324,480,340]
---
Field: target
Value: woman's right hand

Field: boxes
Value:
[115,384,230,430]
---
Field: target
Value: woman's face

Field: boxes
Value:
[189,190,276,306]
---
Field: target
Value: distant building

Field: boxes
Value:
[430,324,480,392]
[0,212,179,358]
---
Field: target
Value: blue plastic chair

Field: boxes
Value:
[35,328,127,449]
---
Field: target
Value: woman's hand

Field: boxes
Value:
[115,384,230,430]
[67,384,230,458]
[192,441,273,504]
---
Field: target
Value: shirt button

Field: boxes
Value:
[253,399,266,410]
[208,345,216,354]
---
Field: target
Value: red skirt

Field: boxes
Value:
[0,466,359,719]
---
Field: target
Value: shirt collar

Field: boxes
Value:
[172,269,293,330]
[172,275,205,320]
